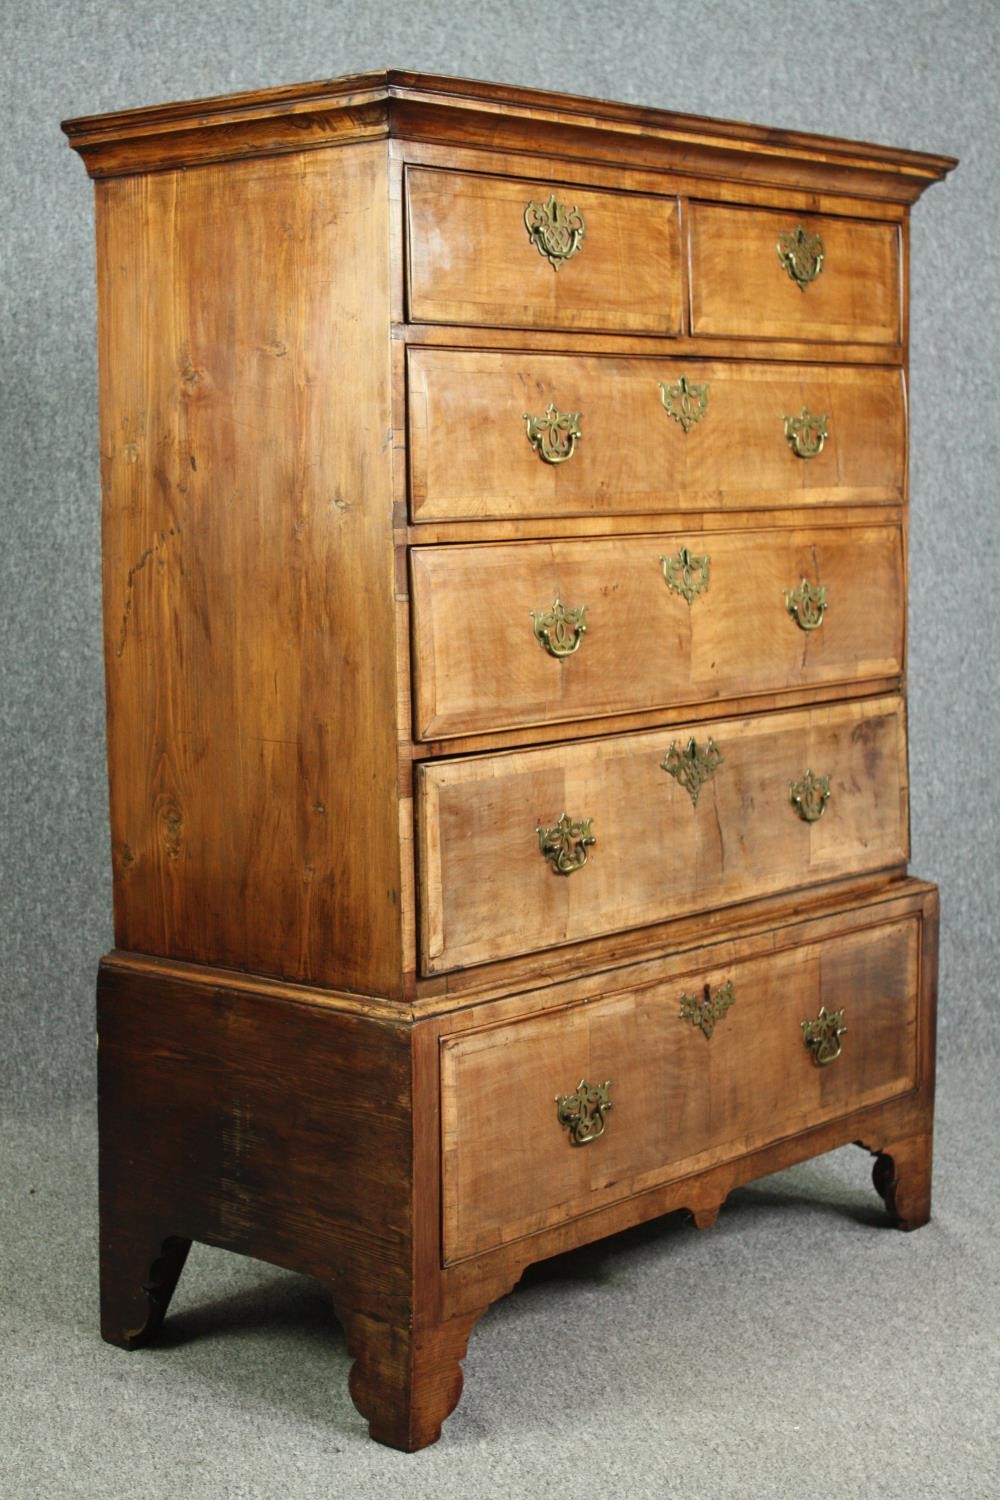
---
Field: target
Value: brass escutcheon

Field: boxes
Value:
[785,407,829,459]
[524,403,581,465]
[524,194,586,270]
[801,1006,847,1066]
[661,737,723,807]
[777,222,825,290]
[785,577,828,631]
[537,812,595,875]
[658,374,709,432]
[789,769,831,823]
[660,546,711,604]
[679,980,735,1039]
[531,596,587,658]
[556,1078,612,1144]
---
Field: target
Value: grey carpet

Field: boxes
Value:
[3,1051,997,1499]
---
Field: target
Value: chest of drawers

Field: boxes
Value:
[64,71,954,1451]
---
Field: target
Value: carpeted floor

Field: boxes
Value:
[3,1053,997,1500]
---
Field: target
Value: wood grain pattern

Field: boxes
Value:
[406,166,682,334]
[441,915,919,1261]
[408,350,905,521]
[417,696,909,973]
[95,144,404,995]
[96,964,414,1327]
[410,523,904,738]
[688,203,901,343]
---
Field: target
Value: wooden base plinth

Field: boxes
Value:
[97,941,935,1452]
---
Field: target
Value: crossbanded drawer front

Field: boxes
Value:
[440,913,920,1262]
[405,166,682,334]
[410,524,904,739]
[417,695,908,973]
[408,350,905,521]
[688,203,902,344]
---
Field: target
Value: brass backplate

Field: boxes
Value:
[785,577,828,631]
[658,374,709,432]
[556,1078,612,1144]
[524,402,581,464]
[524,194,586,270]
[531,596,587,658]
[661,737,723,807]
[789,769,831,823]
[777,222,825,289]
[801,1006,847,1065]
[537,812,595,875]
[660,546,710,604]
[784,407,829,459]
[680,980,735,1039]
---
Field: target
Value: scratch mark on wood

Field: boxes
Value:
[116,548,153,657]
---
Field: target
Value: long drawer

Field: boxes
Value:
[410,524,904,739]
[440,909,921,1262]
[408,350,906,521]
[405,166,682,334]
[417,696,908,973]
[687,203,901,344]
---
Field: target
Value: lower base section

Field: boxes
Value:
[96,881,938,1451]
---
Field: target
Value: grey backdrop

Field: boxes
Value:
[3,0,998,1116]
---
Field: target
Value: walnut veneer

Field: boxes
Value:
[64,70,955,1452]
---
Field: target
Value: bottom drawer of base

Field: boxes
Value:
[440,910,922,1264]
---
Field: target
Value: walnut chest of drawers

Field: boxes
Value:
[64,71,955,1451]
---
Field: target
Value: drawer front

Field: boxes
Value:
[410,524,904,739]
[688,203,901,344]
[440,914,920,1262]
[406,167,682,335]
[417,696,908,973]
[408,350,905,521]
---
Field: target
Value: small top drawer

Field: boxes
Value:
[688,203,901,344]
[406,167,682,335]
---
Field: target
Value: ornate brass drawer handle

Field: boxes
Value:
[785,407,829,459]
[777,222,825,289]
[789,769,831,823]
[556,1078,612,1145]
[531,596,587,658]
[524,194,586,270]
[537,812,595,875]
[680,980,735,1039]
[801,1006,847,1066]
[660,546,710,604]
[785,577,828,631]
[524,403,581,465]
[658,374,709,432]
[661,737,723,807]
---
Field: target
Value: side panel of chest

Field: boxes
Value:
[95,145,404,994]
